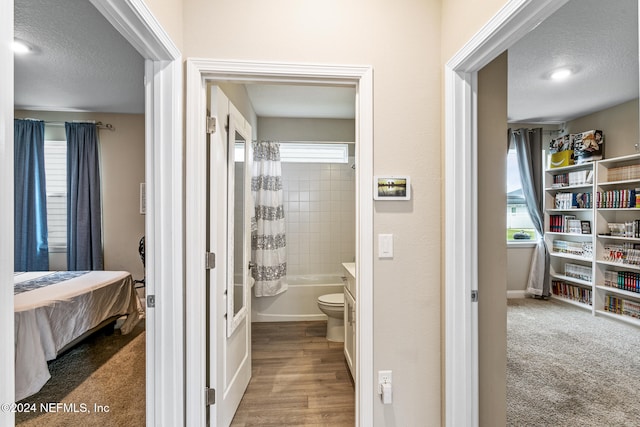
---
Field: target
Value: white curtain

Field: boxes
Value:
[510,128,550,296]
[251,141,288,297]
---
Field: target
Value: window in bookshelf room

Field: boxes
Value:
[507,146,536,242]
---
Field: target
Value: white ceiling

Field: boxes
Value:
[508,0,638,123]
[14,0,145,114]
[245,84,356,119]
[13,0,639,123]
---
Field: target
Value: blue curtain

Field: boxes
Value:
[66,122,104,270]
[14,119,49,271]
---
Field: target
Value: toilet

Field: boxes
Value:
[317,293,345,342]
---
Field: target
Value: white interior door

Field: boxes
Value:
[208,85,252,426]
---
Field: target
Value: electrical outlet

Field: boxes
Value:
[378,370,392,392]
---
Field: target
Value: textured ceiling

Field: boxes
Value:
[245,84,355,119]
[13,0,640,122]
[508,0,639,123]
[14,0,144,114]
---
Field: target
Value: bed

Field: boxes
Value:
[14,270,143,401]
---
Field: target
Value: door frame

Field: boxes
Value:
[0,1,183,425]
[443,1,569,425]
[185,59,374,426]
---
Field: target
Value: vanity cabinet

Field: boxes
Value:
[342,263,356,379]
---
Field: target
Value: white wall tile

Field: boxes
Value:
[281,160,355,275]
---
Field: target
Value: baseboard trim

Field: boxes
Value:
[507,290,527,299]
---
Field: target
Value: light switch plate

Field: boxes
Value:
[378,234,393,258]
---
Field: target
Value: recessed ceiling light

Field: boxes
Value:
[13,40,32,55]
[549,68,572,81]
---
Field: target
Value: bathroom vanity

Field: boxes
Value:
[342,262,356,379]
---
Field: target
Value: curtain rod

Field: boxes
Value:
[19,118,115,131]
[44,120,115,131]
[512,128,564,134]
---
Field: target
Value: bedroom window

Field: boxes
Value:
[506,146,536,242]
[44,140,67,251]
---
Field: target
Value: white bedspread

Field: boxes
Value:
[14,270,142,401]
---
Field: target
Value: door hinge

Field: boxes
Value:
[147,294,156,308]
[206,116,217,134]
[205,252,216,269]
[206,387,216,405]
[471,290,478,303]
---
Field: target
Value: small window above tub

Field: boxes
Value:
[280,142,349,163]
[236,142,351,164]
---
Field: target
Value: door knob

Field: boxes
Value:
[248,261,256,270]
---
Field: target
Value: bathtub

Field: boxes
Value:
[251,274,344,322]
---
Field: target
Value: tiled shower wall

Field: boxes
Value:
[282,158,356,276]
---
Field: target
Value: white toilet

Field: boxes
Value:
[317,293,345,342]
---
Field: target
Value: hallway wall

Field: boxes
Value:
[182,0,444,423]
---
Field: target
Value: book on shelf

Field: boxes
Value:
[564,263,592,282]
[602,244,640,265]
[604,295,640,319]
[552,280,592,305]
[551,170,592,187]
[595,189,637,208]
[604,270,640,293]
[605,164,640,182]
[554,192,592,209]
[549,214,591,234]
[604,221,640,238]
[552,173,569,187]
[552,239,591,258]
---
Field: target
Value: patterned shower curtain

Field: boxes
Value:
[251,141,288,297]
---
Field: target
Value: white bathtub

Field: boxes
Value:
[251,274,344,322]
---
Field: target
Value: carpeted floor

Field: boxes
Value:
[508,298,640,426]
[16,319,145,427]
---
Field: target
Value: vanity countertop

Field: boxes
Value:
[342,262,355,278]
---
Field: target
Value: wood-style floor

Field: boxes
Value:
[231,321,355,427]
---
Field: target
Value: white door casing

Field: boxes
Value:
[89,2,184,425]
[208,86,252,425]
[444,1,569,426]
[185,60,374,426]
[0,2,15,423]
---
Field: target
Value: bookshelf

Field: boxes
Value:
[544,162,595,310]
[593,153,640,326]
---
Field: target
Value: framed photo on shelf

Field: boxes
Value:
[581,220,591,235]
[373,176,410,200]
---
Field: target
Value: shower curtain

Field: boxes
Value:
[251,141,288,297]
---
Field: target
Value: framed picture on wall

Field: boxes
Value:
[373,176,411,200]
